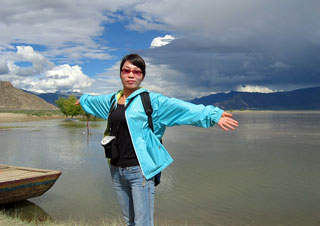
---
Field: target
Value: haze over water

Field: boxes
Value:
[1,111,319,226]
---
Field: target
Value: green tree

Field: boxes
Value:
[56,96,84,118]
[55,97,66,115]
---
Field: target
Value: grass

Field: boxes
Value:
[0,211,189,226]
[0,210,123,226]
[0,126,30,130]
[78,116,105,122]
[0,109,63,117]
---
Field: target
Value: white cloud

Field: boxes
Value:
[16,46,54,76]
[236,85,276,93]
[142,59,212,99]
[1,45,93,93]
[0,46,53,77]
[0,0,126,62]
[6,61,19,75]
[1,0,319,98]
[150,35,175,48]
[80,60,122,95]
[0,58,9,74]
[17,46,44,62]
[80,58,210,99]
[18,64,93,93]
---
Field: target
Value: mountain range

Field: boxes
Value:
[34,86,320,110]
[22,90,83,106]
[190,87,320,110]
[1,80,320,110]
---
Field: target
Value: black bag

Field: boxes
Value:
[102,92,162,186]
[101,94,119,159]
[102,94,135,159]
[101,135,119,159]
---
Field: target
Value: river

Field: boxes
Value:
[1,111,320,225]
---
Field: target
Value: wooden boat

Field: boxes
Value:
[0,164,62,205]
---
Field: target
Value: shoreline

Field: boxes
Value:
[1,110,319,124]
[0,113,65,123]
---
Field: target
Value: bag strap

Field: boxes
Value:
[109,94,117,112]
[104,94,116,136]
[125,96,135,110]
[140,92,163,144]
[140,92,154,131]
[140,92,162,186]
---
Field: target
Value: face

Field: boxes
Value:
[120,60,144,91]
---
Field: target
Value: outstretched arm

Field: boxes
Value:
[155,94,225,128]
[75,93,116,120]
[217,112,238,131]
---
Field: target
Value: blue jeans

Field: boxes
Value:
[109,164,155,226]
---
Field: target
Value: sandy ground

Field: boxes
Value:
[0,113,64,123]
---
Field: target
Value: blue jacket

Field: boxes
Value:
[80,88,224,180]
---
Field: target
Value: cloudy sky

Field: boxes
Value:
[0,0,319,99]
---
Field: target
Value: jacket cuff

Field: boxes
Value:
[212,108,224,124]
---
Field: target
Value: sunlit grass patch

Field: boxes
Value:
[0,210,124,226]
[0,126,30,130]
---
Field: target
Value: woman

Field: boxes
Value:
[77,54,238,226]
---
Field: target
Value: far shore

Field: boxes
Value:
[230,109,320,114]
[0,112,65,123]
[1,110,319,124]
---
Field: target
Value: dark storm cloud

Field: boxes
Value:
[142,31,320,93]
[131,0,320,94]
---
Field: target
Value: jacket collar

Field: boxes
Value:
[116,88,148,102]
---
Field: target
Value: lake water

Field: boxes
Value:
[0,111,320,226]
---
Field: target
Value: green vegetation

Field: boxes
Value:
[55,96,84,118]
[0,126,30,130]
[55,96,104,121]
[0,109,63,116]
[0,211,187,226]
[0,211,122,226]
[81,113,104,121]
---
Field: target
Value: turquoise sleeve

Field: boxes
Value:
[79,93,116,120]
[154,94,224,128]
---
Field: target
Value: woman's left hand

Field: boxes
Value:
[217,112,239,131]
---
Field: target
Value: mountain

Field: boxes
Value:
[2,80,319,110]
[0,81,58,110]
[190,87,320,110]
[23,90,82,106]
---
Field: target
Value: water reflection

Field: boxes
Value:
[0,200,51,222]
[0,112,320,225]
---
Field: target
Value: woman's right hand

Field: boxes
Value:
[75,100,80,105]
[217,112,238,131]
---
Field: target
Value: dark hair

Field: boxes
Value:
[120,54,146,77]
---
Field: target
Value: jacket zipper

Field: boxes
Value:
[124,98,146,178]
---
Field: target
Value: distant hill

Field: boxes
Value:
[190,87,320,110]
[23,90,82,106]
[0,81,58,110]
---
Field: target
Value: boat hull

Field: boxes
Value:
[0,164,62,205]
